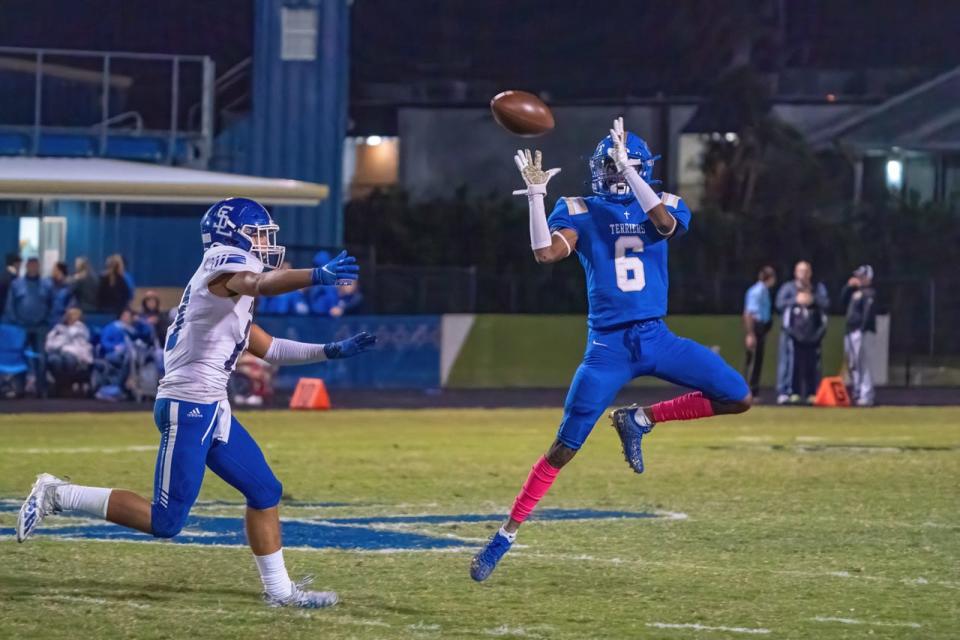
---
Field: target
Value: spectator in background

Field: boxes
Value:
[3,257,54,396]
[119,255,136,305]
[70,256,100,312]
[782,289,828,404]
[841,265,878,407]
[127,308,164,396]
[0,253,22,318]
[97,254,131,315]
[774,260,830,404]
[258,261,310,315]
[95,308,135,399]
[306,285,339,316]
[329,280,365,318]
[140,290,170,345]
[45,307,93,394]
[306,250,340,315]
[742,265,776,400]
[49,261,73,322]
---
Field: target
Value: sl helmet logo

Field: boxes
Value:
[214,206,235,234]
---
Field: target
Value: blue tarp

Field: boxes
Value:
[256,315,440,390]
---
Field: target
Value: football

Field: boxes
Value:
[490,90,555,136]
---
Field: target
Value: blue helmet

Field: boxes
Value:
[589,131,660,202]
[200,197,285,269]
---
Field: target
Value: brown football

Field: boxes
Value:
[490,90,555,137]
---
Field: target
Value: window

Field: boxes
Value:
[903,155,935,203]
[281,8,318,61]
[18,216,66,275]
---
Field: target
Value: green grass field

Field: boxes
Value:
[1,407,958,639]
[448,315,845,388]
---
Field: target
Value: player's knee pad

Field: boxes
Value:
[245,474,282,510]
[151,503,189,539]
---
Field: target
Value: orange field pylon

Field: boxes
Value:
[289,378,332,410]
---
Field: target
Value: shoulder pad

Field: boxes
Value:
[202,246,260,274]
[660,192,681,208]
[562,197,589,215]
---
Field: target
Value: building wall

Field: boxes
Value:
[217,0,350,249]
[59,201,202,285]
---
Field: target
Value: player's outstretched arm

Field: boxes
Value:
[607,117,677,237]
[247,323,376,363]
[512,149,578,264]
[210,250,360,298]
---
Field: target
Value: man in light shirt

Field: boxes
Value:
[742,266,777,400]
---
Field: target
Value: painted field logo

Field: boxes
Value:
[1,502,679,551]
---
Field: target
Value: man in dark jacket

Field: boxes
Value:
[0,253,22,318]
[774,260,830,404]
[3,257,53,395]
[49,261,74,323]
[69,257,100,313]
[782,289,828,403]
[841,265,878,406]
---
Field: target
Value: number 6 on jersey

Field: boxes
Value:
[614,236,645,291]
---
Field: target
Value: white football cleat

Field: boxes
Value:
[263,576,339,609]
[17,473,67,543]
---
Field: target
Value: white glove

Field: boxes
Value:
[511,149,560,250]
[606,117,644,173]
[605,116,663,215]
[512,149,561,197]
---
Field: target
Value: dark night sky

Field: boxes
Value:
[2,0,959,99]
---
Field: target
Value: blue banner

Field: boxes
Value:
[256,315,441,389]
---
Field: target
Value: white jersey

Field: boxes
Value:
[157,245,263,414]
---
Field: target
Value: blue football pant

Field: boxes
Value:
[557,319,749,450]
[151,398,282,538]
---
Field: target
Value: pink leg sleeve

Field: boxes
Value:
[509,456,560,523]
[650,391,715,423]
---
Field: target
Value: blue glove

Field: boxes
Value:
[323,331,377,359]
[312,250,360,286]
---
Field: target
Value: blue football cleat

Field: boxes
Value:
[609,405,654,474]
[470,529,514,582]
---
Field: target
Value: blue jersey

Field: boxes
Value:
[548,192,692,329]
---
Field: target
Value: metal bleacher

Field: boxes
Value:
[0,46,214,167]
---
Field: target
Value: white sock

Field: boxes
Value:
[55,484,112,518]
[633,408,652,426]
[499,526,517,543]
[254,549,293,599]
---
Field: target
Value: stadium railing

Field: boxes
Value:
[0,46,214,166]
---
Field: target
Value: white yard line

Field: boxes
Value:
[646,622,771,635]
[0,445,156,454]
[812,616,922,629]
[485,624,549,637]
[34,594,392,627]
